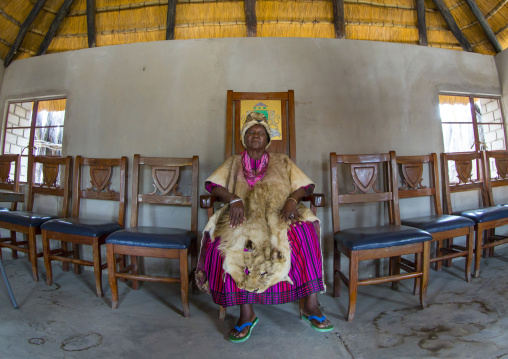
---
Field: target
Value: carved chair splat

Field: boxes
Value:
[106,155,199,317]
[200,90,324,321]
[330,151,432,321]
[441,151,508,278]
[0,156,71,281]
[41,156,127,296]
[397,154,475,283]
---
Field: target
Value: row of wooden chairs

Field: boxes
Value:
[0,154,198,317]
[331,150,508,321]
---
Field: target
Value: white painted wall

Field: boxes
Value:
[0,38,501,278]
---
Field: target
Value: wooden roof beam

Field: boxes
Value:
[332,0,346,39]
[86,0,96,47]
[432,0,473,52]
[416,0,427,46]
[244,0,257,37]
[464,0,502,53]
[166,0,177,40]
[4,0,48,67]
[37,0,76,56]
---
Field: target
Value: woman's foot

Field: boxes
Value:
[300,294,333,330]
[230,304,257,340]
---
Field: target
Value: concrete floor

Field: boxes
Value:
[1,248,508,359]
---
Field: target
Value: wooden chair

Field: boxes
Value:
[441,151,508,278]
[0,156,72,281]
[106,155,199,317]
[330,151,432,321]
[41,156,127,296]
[397,154,475,282]
[200,90,324,320]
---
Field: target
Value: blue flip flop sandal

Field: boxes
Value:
[301,315,334,332]
[229,317,259,343]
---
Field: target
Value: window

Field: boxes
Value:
[3,98,65,183]
[439,95,506,182]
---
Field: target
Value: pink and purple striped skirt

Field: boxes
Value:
[203,221,324,307]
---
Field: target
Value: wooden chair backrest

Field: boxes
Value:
[130,154,199,234]
[226,90,296,161]
[0,154,21,210]
[396,153,443,216]
[483,150,508,206]
[72,156,128,227]
[28,156,72,216]
[330,151,399,234]
[441,151,487,214]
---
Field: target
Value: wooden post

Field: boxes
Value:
[244,0,257,37]
[166,0,177,40]
[416,0,428,46]
[37,0,76,56]
[432,0,473,52]
[464,0,502,53]
[4,0,48,67]
[332,0,346,39]
[86,0,96,48]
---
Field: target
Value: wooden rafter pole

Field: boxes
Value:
[416,0,427,46]
[244,0,257,37]
[86,0,96,48]
[464,0,502,53]
[332,0,346,39]
[4,0,48,67]
[165,0,177,40]
[36,0,76,56]
[432,0,472,52]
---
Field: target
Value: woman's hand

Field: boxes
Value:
[229,197,246,228]
[280,198,301,223]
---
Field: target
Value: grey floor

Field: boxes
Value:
[1,248,508,359]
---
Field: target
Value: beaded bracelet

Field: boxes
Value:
[287,197,298,204]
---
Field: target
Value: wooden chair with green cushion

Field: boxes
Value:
[330,151,432,321]
[41,156,127,296]
[106,154,199,317]
[0,156,72,281]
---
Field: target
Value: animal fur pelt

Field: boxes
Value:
[197,153,319,293]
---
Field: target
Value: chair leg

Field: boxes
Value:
[465,227,474,282]
[28,228,38,282]
[347,251,359,322]
[131,255,140,290]
[444,238,453,267]
[413,252,421,296]
[179,249,190,317]
[61,241,69,272]
[435,239,443,271]
[190,240,198,295]
[333,243,341,297]
[9,231,17,259]
[106,244,119,309]
[474,228,482,278]
[420,242,430,309]
[390,256,401,290]
[72,243,81,274]
[219,306,226,321]
[92,239,104,297]
[42,231,53,286]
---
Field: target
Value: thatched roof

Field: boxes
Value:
[0,0,507,67]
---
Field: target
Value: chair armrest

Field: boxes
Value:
[200,195,219,209]
[303,193,325,208]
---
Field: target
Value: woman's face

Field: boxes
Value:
[244,124,269,151]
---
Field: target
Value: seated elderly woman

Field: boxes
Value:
[196,112,332,343]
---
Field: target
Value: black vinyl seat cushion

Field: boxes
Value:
[106,226,196,250]
[0,211,57,227]
[41,218,122,237]
[401,215,475,233]
[334,225,432,251]
[0,207,10,211]
[454,206,508,224]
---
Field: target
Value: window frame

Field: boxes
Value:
[2,97,66,184]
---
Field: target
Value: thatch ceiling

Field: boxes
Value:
[0,0,507,67]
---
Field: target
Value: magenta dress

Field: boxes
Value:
[202,152,324,307]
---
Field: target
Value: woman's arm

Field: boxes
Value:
[280,185,314,222]
[209,184,246,228]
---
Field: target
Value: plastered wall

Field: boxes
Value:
[0,38,502,279]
